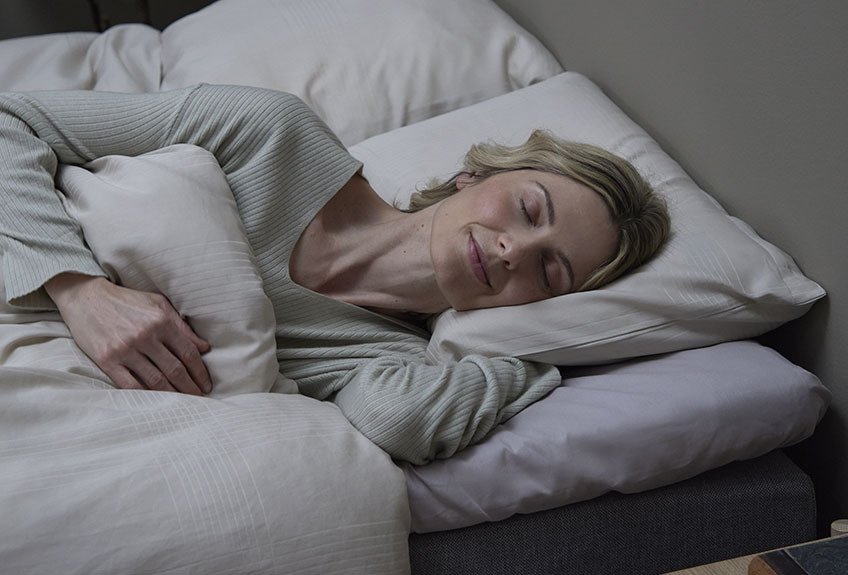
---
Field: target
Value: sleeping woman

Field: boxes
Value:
[0,85,669,464]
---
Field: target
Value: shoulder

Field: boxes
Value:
[188,83,313,116]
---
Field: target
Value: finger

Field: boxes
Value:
[103,364,145,391]
[169,318,213,393]
[123,352,178,393]
[177,314,211,353]
[145,344,205,396]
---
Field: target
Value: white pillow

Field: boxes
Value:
[403,340,830,532]
[349,72,826,366]
[0,33,98,92]
[0,24,161,93]
[56,145,294,396]
[159,0,563,145]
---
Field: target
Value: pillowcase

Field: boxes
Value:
[159,0,563,145]
[56,145,294,397]
[349,72,826,366]
[403,340,830,532]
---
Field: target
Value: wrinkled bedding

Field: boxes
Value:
[0,377,410,574]
[0,1,831,572]
[0,3,562,571]
[0,250,411,574]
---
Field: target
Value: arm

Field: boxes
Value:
[1,85,330,392]
[1,85,332,305]
[44,273,212,394]
[0,89,208,392]
[0,88,194,308]
[331,354,562,464]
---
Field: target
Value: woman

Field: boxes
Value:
[0,85,668,463]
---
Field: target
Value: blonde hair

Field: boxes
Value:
[404,130,670,291]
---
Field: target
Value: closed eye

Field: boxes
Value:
[540,254,552,292]
[522,199,554,292]
[520,199,533,224]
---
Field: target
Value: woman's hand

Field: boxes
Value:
[45,273,212,395]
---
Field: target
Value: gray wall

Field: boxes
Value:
[0,0,214,40]
[0,1,94,39]
[493,0,848,533]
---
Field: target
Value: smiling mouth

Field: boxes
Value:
[468,233,491,287]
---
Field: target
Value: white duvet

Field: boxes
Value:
[0,377,409,574]
[0,145,411,574]
[0,268,411,574]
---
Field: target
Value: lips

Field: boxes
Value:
[468,233,491,287]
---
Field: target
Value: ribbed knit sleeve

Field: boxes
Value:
[0,88,192,308]
[331,354,561,464]
[0,85,360,309]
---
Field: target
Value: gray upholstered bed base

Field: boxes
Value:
[408,450,815,575]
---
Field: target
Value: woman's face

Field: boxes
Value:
[429,169,618,311]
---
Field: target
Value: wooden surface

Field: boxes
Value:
[665,553,757,575]
[747,534,848,575]
[665,524,848,575]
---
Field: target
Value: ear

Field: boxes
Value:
[455,172,478,190]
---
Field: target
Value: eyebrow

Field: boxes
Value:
[536,181,575,291]
[538,181,556,225]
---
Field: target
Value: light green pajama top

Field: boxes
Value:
[0,84,561,464]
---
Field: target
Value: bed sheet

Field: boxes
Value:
[402,340,828,532]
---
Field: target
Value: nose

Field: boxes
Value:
[498,232,532,270]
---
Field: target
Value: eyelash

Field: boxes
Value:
[520,199,532,223]
[520,199,552,291]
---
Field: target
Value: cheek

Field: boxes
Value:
[471,194,510,224]
[496,276,546,307]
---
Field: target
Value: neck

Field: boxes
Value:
[291,177,450,314]
[323,207,450,314]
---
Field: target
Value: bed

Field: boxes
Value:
[0,1,840,573]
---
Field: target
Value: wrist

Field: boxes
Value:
[45,273,108,308]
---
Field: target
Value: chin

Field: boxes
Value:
[445,296,473,312]
[452,299,493,312]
